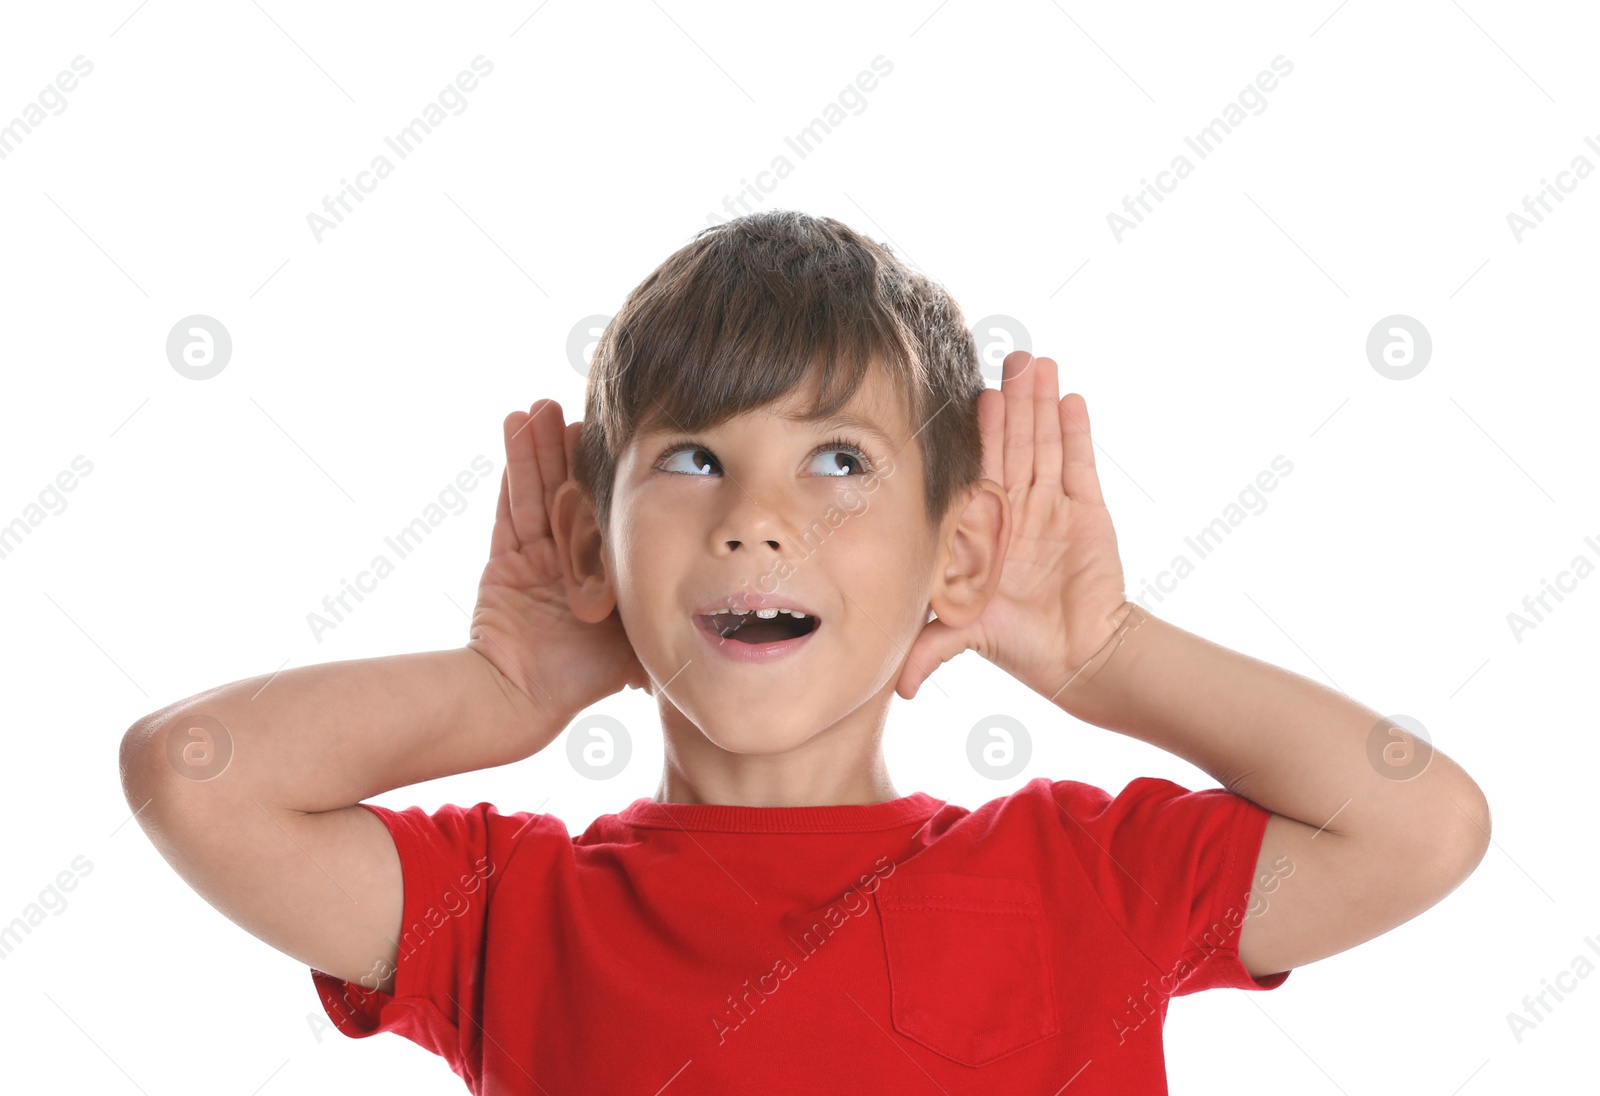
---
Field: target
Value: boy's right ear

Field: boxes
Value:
[551,480,617,624]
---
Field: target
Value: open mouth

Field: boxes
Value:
[695,609,820,645]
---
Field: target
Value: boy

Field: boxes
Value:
[119,210,1491,1094]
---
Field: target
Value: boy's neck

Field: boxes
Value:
[652,755,900,807]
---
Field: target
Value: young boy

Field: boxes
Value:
[119,211,1490,1094]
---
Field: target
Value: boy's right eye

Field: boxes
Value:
[655,445,719,476]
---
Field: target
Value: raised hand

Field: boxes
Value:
[896,351,1130,701]
[467,400,648,729]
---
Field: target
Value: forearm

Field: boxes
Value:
[122,647,563,814]
[1054,607,1488,845]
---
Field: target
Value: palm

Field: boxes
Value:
[973,424,1126,698]
[898,353,1128,700]
[469,401,647,721]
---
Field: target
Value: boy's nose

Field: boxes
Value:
[712,492,793,555]
[723,523,784,553]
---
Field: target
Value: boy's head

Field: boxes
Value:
[555,210,1008,775]
[572,210,986,535]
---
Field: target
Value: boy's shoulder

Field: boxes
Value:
[977,774,1273,881]
[931,773,1262,841]
[355,798,574,874]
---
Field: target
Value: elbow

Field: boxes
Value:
[1454,778,1492,872]
[119,721,155,808]
[119,716,174,817]
[1429,776,1491,886]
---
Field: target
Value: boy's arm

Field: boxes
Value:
[121,647,558,813]
[1055,608,1492,979]
[119,647,567,992]
[912,351,1489,980]
[118,398,637,996]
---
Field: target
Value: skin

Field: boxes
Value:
[552,348,1491,980]
[553,363,1010,808]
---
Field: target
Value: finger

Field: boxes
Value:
[488,465,518,555]
[1031,356,1063,494]
[530,400,569,538]
[1001,351,1035,488]
[977,387,1005,487]
[1059,392,1104,505]
[894,617,969,701]
[504,400,554,546]
[496,409,534,553]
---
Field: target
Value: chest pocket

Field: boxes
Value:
[874,871,1060,1067]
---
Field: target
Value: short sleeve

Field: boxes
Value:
[1050,776,1291,995]
[308,800,566,1072]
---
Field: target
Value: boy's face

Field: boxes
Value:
[600,365,946,759]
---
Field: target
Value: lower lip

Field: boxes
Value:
[694,616,819,663]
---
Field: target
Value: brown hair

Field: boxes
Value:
[572,209,986,538]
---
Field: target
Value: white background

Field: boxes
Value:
[1,1,1593,1092]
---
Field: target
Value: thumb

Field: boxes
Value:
[894,616,976,701]
[625,659,651,693]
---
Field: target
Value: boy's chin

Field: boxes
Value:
[690,717,819,756]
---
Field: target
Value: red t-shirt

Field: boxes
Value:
[311,776,1290,1094]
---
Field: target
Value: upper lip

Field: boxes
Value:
[692,592,822,620]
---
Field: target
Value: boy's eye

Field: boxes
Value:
[807,445,869,477]
[657,446,719,476]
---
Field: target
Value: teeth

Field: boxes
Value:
[705,607,810,619]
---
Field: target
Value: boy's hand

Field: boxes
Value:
[468,400,649,730]
[896,351,1130,702]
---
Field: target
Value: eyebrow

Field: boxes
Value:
[778,411,899,450]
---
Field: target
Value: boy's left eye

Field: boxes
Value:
[656,445,719,476]
[807,444,870,477]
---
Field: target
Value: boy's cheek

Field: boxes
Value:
[836,488,868,516]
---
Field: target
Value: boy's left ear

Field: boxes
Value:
[926,478,1010,628]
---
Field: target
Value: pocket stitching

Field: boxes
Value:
[877,876,1060,1067]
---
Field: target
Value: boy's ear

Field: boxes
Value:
[926,479,1010,628]
[551,480,617,624]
